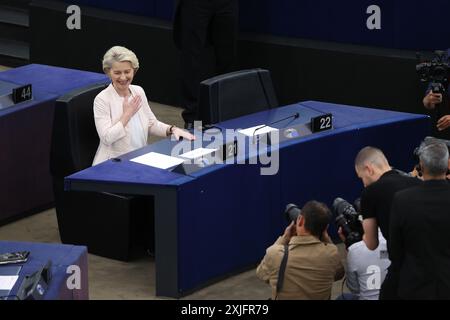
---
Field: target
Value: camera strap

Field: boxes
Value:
[275,244,289,297]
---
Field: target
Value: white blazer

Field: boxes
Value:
[92,84,170,165]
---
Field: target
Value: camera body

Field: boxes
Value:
[416,50,450,95]
[332,198,364,248]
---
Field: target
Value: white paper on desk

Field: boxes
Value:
[0,275,18,290]
[179,148,217,159]
[237,125,279,137]
[130,152,185,169]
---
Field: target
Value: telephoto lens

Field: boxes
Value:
[332,197,364,248]
[333,198,357,217]
[285,204,301,223]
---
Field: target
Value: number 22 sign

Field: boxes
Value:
[311,113,333,133]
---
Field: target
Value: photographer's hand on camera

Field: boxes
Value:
[321,229,333,244]
[410,165,424,179]
[337,227,346,243]
[280,221,297,245]
[437,115,450,131]
[423,90,443,109]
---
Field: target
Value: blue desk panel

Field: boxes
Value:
[0,64,109,224]
[0,92,58,222]
[65,101,430,297]
[0,64,109,97]
[0,241,88,300]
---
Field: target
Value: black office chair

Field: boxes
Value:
[50,83,153,261]
[199,68,279,125]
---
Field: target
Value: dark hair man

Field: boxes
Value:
[256,201,344,300]
[389,139,450,299]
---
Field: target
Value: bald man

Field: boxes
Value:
[354,146,422,299]
[354,147,421,249]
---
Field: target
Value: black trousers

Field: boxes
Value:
[431,99,450,140]
[177,0,238,124]
[379,267,400,300]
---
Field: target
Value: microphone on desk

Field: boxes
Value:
[252,112,300,144]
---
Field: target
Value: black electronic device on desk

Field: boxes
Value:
[0,252,29,300]
[0,251,30,265]
[16,260,52,300]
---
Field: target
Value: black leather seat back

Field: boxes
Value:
[50,83,107,177]
[199,68,278,124]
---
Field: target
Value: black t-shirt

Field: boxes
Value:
[361,170,422,241]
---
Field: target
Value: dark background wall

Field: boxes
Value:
[29,0,444,115]
[62,0,450,51]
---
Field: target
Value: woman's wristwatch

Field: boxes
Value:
[166,125,176,136]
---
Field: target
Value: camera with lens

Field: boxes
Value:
[332,198,364,248]
[284,203,301,223]
[416,50,450,95]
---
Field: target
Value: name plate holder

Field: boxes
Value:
[12,84,33,104]
[311,113,333,133]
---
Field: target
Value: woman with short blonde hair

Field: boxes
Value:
[102,46,140,73]
[92,46,194,165]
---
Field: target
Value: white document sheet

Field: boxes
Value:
[130,152,185,169]
[179,148,217,159]
[237,125,278,137]
[0,275,18,290]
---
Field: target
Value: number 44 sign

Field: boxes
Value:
[311,113,333,133]
[12,84,33,104]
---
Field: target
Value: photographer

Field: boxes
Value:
[389,139,450,299]
[256,201,344,300]
[354,146,422,299]
[355,147,422,248]
[420,49,450,140]
[337,228,390,300]
[410,136,450,180]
